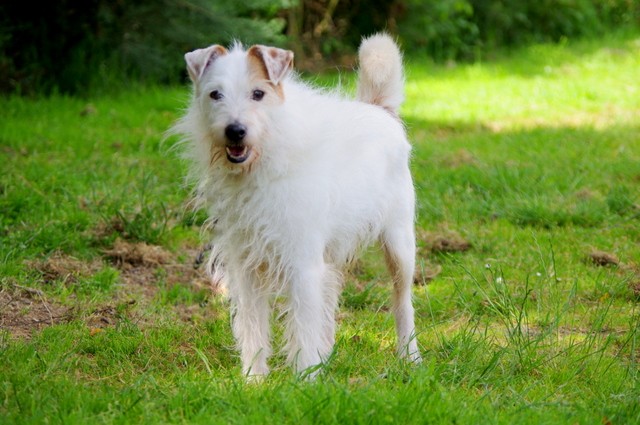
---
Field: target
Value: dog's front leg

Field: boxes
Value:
[229,270,272,378]
[284,261,336,378]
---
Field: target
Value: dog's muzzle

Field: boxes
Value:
[224,123,251,163]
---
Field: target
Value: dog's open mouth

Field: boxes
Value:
[225,145,251,163]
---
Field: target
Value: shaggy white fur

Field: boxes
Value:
[172,33,421,378]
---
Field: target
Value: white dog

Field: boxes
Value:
[173,33,420,378]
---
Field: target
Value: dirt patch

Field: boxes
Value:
[587,250,620,267]
[8,241,216,338]
[440,149,478,169]
[414,264,442,285]
[26,252,102,284]
[574,188,601,201]
[103,239,172,267]
[629,280,640,300]
[86,304,121,329]
[419,229,472,254]
[25,241,205,293]
[0,286,72,338]
[83,299,142,330]
[102,239,211,296]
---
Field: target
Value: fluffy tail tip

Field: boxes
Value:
[357,33,404,113]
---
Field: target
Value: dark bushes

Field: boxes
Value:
[397,0,639,60]
[1,0,638,94]
[0,0,286,95]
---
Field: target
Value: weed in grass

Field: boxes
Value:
[157,282,210,307]
[98,173,171,246]
[75,266,119,294]
[606,185,637,216]
[341,281,387,311]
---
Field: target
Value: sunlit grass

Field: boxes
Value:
[405,32,640,130]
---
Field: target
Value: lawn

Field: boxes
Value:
[1,31,639,424]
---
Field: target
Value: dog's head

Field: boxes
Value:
[184,43,294,171]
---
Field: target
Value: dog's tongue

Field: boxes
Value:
[227,146,245,157]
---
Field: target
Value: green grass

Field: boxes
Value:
[1,31,639,424]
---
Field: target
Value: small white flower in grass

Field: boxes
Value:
[485,263,491,269]
[495,277,504,284]
[536,272,542,277]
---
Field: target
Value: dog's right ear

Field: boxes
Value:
[185,45,228,83]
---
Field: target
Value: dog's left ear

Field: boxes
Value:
[247,45,294,85]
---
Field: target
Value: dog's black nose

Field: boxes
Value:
[225,123,247,142]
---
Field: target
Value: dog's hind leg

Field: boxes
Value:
[229,270,272,378]
[381,225,422,363]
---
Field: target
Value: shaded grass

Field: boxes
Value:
[1,31,640,423]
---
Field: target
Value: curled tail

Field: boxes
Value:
[356,33,404,115]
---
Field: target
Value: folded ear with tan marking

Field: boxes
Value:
[247,45,294,85]
[185,45,228,83]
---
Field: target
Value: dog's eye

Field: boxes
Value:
[209,90,223,101]
[251,89,265,101]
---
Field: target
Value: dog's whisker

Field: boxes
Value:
[209,149,223,167]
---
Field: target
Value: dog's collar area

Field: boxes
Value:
[225,144,251,163]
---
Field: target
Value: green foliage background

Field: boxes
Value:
[399,0,640,60]
[0,0,638,93]
[0,0,288,94]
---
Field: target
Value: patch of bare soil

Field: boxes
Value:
[100,240,220,325]
[414,264,443,285]
[630,281,640,300]
[7,240,217,338]
[103,239,172,267]
[413,229,470,285]
[440,149,478,169]
[102,239,172,297]
[26,252,102,284]
[587,250,620,267]
[102,238,210,292]
[419,229,472,254]
[0,286,72,338]
[585,251,640,301]
[85,304,120,330]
